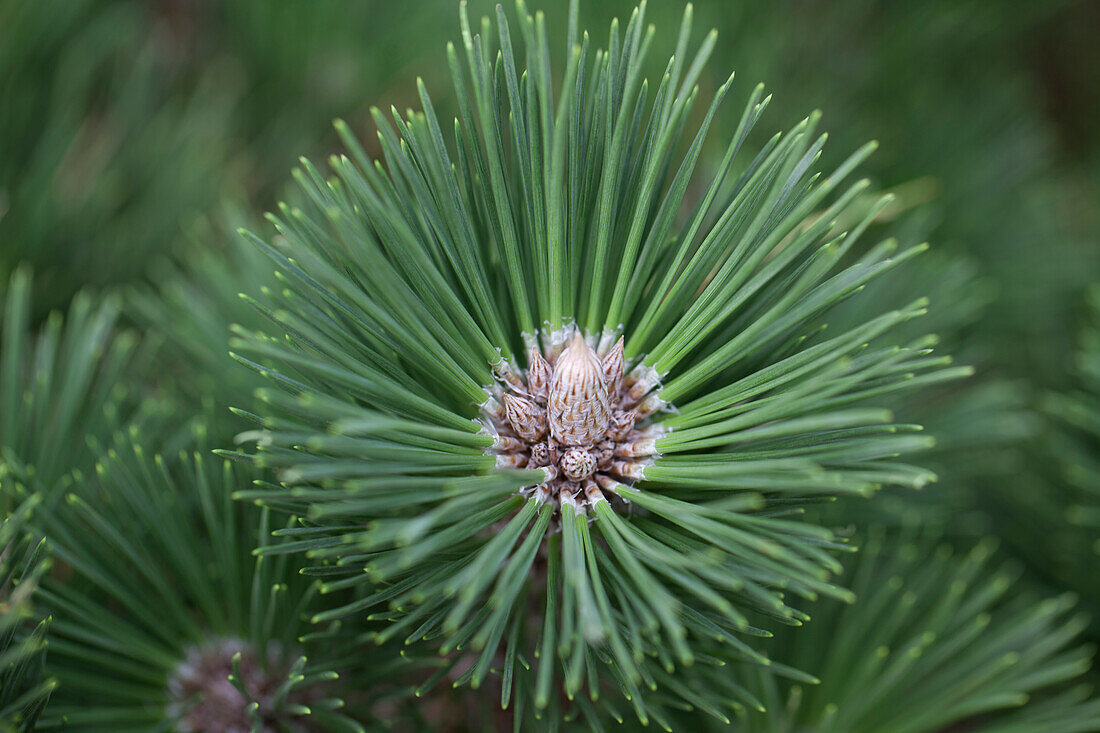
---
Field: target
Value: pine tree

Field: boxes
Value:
[0,2,1097,731]
[220,1,1099,728]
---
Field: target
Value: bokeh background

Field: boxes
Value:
[2,0,1098,665]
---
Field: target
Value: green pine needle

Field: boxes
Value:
[230,1,972,723]
[0,267,166,506]
[30,437,373,732]
[0,494,55,731]
[733,529,1100,733]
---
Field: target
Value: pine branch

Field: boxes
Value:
[0,495,55,731]
[30,434,377,732]
[130,209,280,446]
[229,1,970,725]
[0,267,166,507]
[1044,285,1100,538]
[733,529,1100,733]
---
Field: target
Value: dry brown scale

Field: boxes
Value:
[481,328,667,513]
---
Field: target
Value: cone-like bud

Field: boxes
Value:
[549,331,612,446]
[561,448,597,481]
[527,349,552,401]
[482,327,664,512]
[503,393,547,441]
[529,441,550,467]
[608,409,637,441]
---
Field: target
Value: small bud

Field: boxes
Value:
[607,409,637,441]
[601,336,625,395]
[483,325,666,512]
[529,441,550,467]
[561,448,597,481]
[503,393,547,441]
[527,349,552,401]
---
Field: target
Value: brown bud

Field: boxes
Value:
[607,409,637,441]
[561,448,597,481]
[527,349,552,401]
[503,393,547,441]
[601,336,625,395]
[548,331,612,446]
[529,441,551,467]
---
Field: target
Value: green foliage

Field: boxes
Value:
[0,0,1096,729]
[227,2,974,725]
[130,208,278,446]
[993,285,1100,635]
[0,0,234,313]
[0,497,54,732]
[815,248,1038,531]
[1044,285,1100,543]
[734,530,1100,733]
[32,437,378,732]
[0,267,165,506]
[0,0,468,315]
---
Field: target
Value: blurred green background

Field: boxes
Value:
[2,0,1095,379]
[1,0,1097,639]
